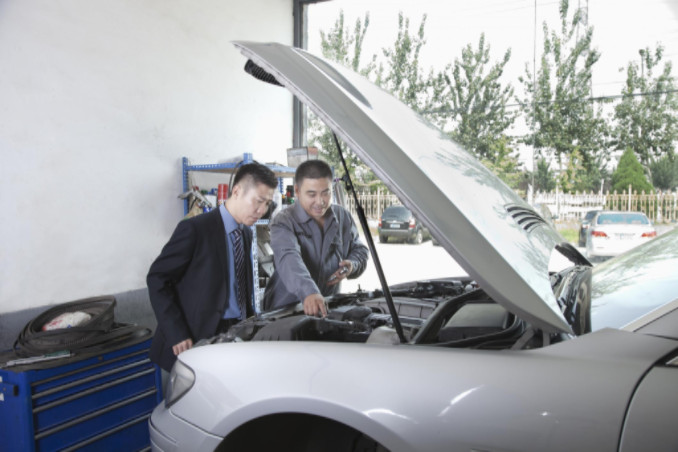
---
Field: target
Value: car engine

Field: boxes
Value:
[205,277,563,350]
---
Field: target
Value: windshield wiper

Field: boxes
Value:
[332,133,407,343]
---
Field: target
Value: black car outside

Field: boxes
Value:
[378,205,430,244]
[579,209,600,246]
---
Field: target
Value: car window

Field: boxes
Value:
[382,206,409,217]
[584,210,598,221]
[596,213,649,225]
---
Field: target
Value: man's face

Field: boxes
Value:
[231,181,275,226]
[296,177,332,223]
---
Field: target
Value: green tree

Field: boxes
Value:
[518,0,608,192]
[319,10,376,77]
[430,34,516,165]
[310,11,436,192]
[309,11,376,188]
[577,153,611,193]
[373,12,429,112]
[533,158,556,192]
[613,45,678,167]
[559,148,586,193]
[611,147,654,193]
[649,153,678,191]
[312,11,528,192]
[479,136,524,191]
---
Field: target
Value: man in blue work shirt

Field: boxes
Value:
[263,160,369,316]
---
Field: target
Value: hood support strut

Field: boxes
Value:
[332,133,407,344]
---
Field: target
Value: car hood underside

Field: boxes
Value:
[233,41,589,334]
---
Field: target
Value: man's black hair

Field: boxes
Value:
[233,162,278,189]
[294,159,333,185]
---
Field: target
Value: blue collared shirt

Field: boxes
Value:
[219,204,244,319]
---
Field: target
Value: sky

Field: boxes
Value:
[306,0,678,169]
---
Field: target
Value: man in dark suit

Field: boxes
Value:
[147,163,278,372]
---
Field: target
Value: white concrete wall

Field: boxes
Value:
[0,0,294,314]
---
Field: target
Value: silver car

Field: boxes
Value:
[149,42,678,452]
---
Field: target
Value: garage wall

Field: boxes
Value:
[0,1,294,329]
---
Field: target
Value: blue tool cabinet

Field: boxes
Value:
[0,337,161,452]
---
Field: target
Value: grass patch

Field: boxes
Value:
[558,228,579,244]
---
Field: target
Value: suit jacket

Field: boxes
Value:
[147,208,254,371]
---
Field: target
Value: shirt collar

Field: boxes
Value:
[293,201,336,228]
[219,204,241,234]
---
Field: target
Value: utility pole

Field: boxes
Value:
[531,0,537,189]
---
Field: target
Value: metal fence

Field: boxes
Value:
[534,188,678,223]
[344,189,401,220]
[344,187,678,224]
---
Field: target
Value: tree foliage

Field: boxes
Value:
[312,10,525,191]
[309,11,375,188]
[533,158,557,192]
[430,34,517,165]
[310,11,434,191]
[319,10,376,76]
[518,0,608,192]
[611,147,654,193]
[373,12,430,112]
[479,136,524,192]
[310,4,678,198]
[613,45,678,167]
[649,153,678,191]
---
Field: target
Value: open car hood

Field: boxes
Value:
[234,41,579,334]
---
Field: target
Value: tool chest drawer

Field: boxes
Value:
[0,338,162,452]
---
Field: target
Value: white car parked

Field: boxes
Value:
[585,210,656,259]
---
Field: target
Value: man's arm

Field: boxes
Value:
[269,216,326,315]
[147,220,196,351]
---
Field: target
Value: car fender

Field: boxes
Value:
[168,332,677,451]
[213,396,413,451]
[174,342,419,450]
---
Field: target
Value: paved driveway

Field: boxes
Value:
[342,239,463,293]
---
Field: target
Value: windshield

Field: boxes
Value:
[590,227,678,330]
[382,206,410,218]
[596,212,649,225]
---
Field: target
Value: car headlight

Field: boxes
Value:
[165,359,195,408]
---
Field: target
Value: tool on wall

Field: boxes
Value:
[178,187,214,214]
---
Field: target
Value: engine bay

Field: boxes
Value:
[207,277,567,350]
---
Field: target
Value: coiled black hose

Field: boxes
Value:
[13,296,149,357]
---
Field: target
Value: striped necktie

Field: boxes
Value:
[231,227,249,320]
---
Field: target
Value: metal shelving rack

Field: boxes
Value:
[181,154,296,312]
